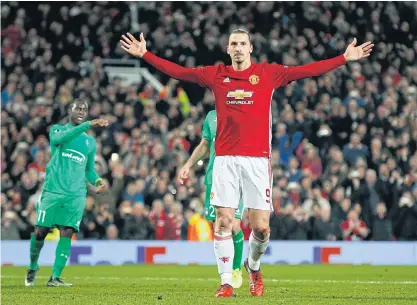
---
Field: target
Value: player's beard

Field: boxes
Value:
[233,53,245,64]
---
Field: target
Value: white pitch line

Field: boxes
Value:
[2,275,417,285]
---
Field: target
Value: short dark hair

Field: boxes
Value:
[72,99,88,108]
[68,99,88,112]
[230,28,252,44]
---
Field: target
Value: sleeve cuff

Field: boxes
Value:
[81,121,91,130]
[142,51,152,61]
[94,178,102,186]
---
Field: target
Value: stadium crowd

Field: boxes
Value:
[2,2,417,241]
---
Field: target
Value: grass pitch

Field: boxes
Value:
[2,265,417,305]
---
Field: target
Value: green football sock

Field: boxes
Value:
[232,230,244,270]
[52,237,71,279]
[29,234,45,270]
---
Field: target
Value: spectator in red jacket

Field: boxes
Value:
[162,202,184,240]
[148,199,166,240]
[341,209,369,241]
[300,144,323,182]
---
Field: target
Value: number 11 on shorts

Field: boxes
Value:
[37,209,46,223]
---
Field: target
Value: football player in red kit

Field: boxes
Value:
[120,29,373,297]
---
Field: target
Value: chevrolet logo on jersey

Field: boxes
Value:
[226,90,254,105]
[227,90,253,100]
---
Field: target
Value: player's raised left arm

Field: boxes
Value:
[283,38,374,83]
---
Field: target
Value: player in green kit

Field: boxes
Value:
[25,99,108,287]
[178,110,245,288]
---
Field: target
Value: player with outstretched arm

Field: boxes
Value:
[120,29,373,297]
[25,100,108,287]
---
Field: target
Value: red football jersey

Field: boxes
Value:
[194,63,292,157]
[142,52,346,157]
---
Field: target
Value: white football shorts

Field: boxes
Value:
[210,156,273,211]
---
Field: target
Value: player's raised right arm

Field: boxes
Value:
[186,138,210,168]
[49,123,91,146]
[178,115,212,184]
[178,139,210,184]
[120,33,214,87]
[49,119,108,145]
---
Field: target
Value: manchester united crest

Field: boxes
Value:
[249,74,259,85]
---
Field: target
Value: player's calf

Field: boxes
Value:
[26,226,49,286]
[213,207,234,290]
[247,209,271,271]
[245,217,270,297]
[50,227,74,281]
[248,227,270,271]
[231,218,244,288]
[244,227,269,297]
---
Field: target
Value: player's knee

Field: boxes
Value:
[215,208,233,231]
[252,226,270,241]
[231,219,241,234]
[59,226,75,238]
[34,227,48,240]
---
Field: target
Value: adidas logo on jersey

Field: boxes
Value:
[223,77,230,82]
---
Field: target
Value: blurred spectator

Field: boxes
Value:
[302,184,331,217]
[106,224,119,240]
[1,210,27,240]
[162,202,184,240]
[391,192,417,241]
[79,196,102,239]
[341,210,369,241]
[122,203,154,240]
[299,144,323,181]
[187,205,213,241]
[343,133,369,166]
[284,206,310,240]
[332,197,351,225]
[274,123,303,167]
[148,199,166,240]
[288,157,303,183]
[364,169,385,218]
[372,203,393,241]
[312,208,340,241]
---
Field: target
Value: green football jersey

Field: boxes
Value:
[202,110,217,185]
[43,122,100,197]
